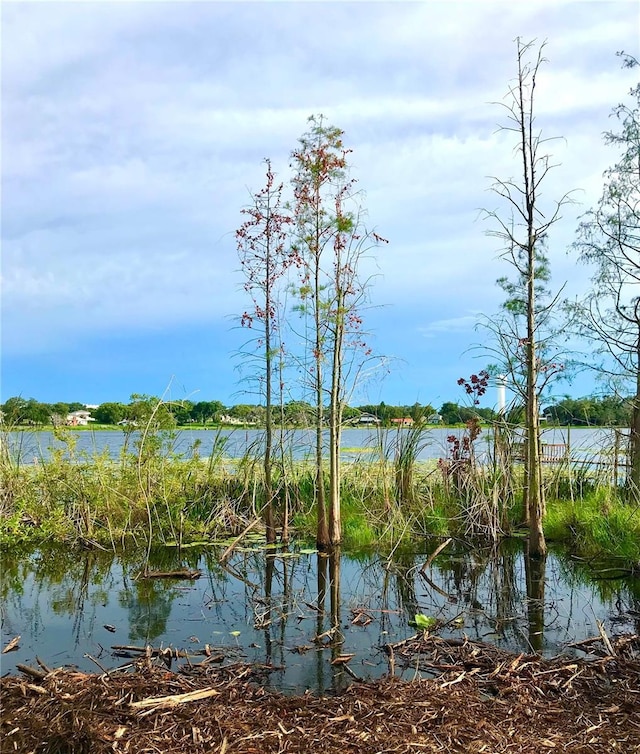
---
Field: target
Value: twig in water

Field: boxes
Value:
[420,538,452,574]
[2,636,20,653]
[84,654,109,674]
[219,518,262,563]
[597,620,616,656]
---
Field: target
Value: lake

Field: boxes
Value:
[1,541,638,693]
[5,426,624,465]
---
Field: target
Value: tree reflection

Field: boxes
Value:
[261,552,276,664]
[313,549,347,692]
[524,547,547,652]
[118,580,177,643]
[391,548,419,619]
[2,541,638,687]
[315,551,328,690]
[118,547,193,644]
[329,548,347,692]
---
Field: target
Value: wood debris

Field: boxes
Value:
[1,634,638,753]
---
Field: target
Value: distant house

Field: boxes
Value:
[354,413,380,425]
[220,414,255,426]
[66,410,95,426]
[427,413,442,424]
[391,417,414,427]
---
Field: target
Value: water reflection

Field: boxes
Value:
[525,548,546,653]
[1,541,638,692]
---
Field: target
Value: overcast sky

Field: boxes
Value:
[2,1,638,410]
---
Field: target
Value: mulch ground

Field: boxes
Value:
[1,634,639,753]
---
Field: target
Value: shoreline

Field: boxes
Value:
[2,633,638,754]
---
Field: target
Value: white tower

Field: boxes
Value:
[497,375,507,415]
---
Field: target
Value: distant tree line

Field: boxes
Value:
[541,395,632,427]
[0,394,632,428]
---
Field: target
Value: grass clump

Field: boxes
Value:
[545,488,640,562]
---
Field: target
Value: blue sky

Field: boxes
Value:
[2,1,638,411]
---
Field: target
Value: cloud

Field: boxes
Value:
[418,315,482,339]
[2,0,638,408]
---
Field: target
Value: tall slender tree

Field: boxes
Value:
[484,39,572,555]
[236,159,293,543]
[573,54,640,499]
[290,115,385,547]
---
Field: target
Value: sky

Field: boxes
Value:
[1,0,639,411]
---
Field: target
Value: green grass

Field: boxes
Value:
[2,432,638,565]
[545,489,640,562]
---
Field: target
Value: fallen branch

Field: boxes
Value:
[597,620,616,657]
[35,656,52,674]
[219,518,262,564]
[2,636,20,654]
[110,644,226,662]
[84,653,109,674]
[15,664,47,681]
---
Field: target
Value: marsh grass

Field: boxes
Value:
[545,488,640,562]
[2,422,638,563]
[435,421,515,543]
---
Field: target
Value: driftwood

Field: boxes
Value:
[420,537,452,573]
[35,656,52,674]
[2,635,20,653]
[597,619,617,656]
[111,644,226,664]
[219,517,262,563]
[130,686,220,711]
[15,663,47,681]
[329,654,355,665]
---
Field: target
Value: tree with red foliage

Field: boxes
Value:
[237,159,293,543]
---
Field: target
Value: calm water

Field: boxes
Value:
[6,426,623,464]
[1,542,638,693]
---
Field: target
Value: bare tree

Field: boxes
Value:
[484,39,573,555]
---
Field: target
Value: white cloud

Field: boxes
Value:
[418,315,482,339]
[2,0,638,371]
